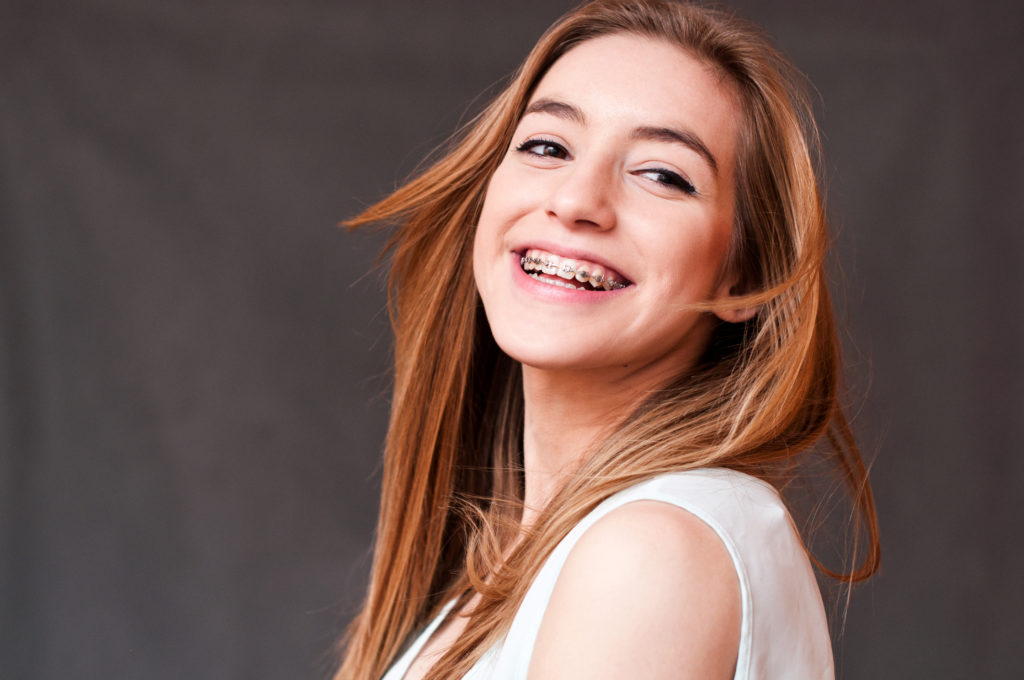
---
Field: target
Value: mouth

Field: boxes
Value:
[518,248,633,291]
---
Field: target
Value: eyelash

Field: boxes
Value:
[515,137,698,196]
[635,168,697,195]
[515,138,569,159]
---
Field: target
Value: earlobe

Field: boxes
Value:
[711,281,758,324]
[714,305,758,324]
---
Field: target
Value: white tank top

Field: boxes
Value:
[383,468,835,679]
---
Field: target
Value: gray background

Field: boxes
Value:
[1,0,1021,678]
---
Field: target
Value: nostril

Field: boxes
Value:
[544,176,616,230]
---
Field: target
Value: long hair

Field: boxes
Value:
[335,1,880,678]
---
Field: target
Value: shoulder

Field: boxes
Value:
[528,499,741,680]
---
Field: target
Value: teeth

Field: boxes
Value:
[518,251,627,290]
[528,273,583,290]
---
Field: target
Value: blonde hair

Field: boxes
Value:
[335,1,880,677]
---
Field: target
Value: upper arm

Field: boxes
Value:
[528,500,741,680]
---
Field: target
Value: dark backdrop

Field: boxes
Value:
[1,1,1021,678]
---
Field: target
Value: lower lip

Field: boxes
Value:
[510,251,629,303]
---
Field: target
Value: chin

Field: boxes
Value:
[487,322,624,373]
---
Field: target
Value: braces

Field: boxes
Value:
[520,256,627,290]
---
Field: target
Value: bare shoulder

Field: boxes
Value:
[528,500,741,680]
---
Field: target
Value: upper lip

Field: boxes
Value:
[513,240,633,285]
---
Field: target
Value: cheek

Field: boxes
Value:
[475,174,509,247]
[471,222,491,297]
[655,226,732,295]
[472,163,532,275]
[472,198,507,301]
[474,192,504,245]
[478,160,541,222]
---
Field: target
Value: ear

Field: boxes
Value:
[711,278,758,324]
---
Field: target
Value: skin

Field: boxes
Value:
[474,34,750,521]
[406,33,747,680]
[529,501,740,679]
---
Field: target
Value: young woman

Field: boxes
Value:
[337,1,880,678]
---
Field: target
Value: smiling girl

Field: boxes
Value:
[336,2,879,679]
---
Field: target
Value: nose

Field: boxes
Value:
[544,156,617,231]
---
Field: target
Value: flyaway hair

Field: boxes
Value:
[336,1,880,678]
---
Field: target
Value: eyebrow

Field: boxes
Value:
[521,97,719,177]
[631,126,719,177]
[522,97,587,124]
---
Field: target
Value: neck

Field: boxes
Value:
[512,316,718,528]
[518,364,654,527]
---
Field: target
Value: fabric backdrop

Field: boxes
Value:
[1,0,1021,678]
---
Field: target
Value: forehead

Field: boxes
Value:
[529,33,740,170]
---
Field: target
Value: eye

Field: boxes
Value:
[515,138,570,160]
[634,168,697,195]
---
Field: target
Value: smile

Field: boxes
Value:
[519,248,630,291]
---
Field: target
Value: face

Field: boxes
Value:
[473,34,744,387]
